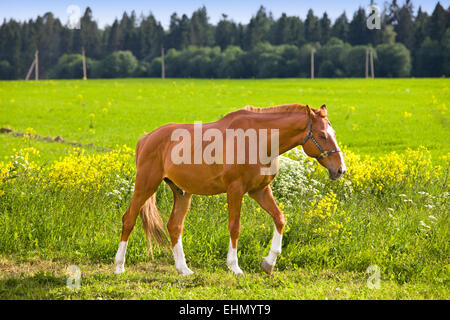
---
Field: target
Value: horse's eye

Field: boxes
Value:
[319,135,326,140]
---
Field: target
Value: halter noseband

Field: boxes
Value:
[301,117,341,161]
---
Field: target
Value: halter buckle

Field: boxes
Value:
[317,152,329,160]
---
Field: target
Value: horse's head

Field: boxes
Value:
[302,104,346,180]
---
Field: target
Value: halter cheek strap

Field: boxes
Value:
[301,118,341,161]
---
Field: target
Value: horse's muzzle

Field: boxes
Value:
[329,166,346,180]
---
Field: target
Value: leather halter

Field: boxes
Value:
[301,117,341,161]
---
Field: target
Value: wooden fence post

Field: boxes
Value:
[82,47,87,80]
[25,57,36,81]
[35,50,39,81]
[370,48,375,79]
[310,48,315,79]
[25,50,39,81]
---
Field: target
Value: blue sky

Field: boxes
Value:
[0,0,448,28]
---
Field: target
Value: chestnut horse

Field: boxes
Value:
[114,103,346,275]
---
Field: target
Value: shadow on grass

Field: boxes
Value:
[0,271,66,299]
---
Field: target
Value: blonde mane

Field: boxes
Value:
[243,103,308,113]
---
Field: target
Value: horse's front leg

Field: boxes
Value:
[226,182,245,275]
[249,186,285,274]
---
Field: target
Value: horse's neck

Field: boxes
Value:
[278,113,309,154]
[246,111,309,155]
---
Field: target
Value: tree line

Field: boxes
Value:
[0,1,449,79]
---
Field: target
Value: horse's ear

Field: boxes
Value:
[305,105,313,116]
[319,104,327,117]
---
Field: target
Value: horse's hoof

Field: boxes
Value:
[177,267,194,276]
[230,266,244,276]
[114,265,125,274]
[227,260,244,276]
[261,257,274,275]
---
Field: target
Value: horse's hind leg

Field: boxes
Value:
[249,185,285,275]
[166,182,193,275]
[114,167,162,274]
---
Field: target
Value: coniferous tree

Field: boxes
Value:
[412,7,429,75]
[442,28,450,75]
[429,2,448,41]
[215,14,239,50]
[270,13,290,45]
[39,12,63,77]
[244,6,273,50]
[414,7,429,49]
[304,9,321,43]
[120,11,140,56]
[190,6,214,47]
[20,19,39,74]
[59,23,73,53]
[138,13,164,59]
[236,23,246,48]
[107,19,121,52]
[270,14,306,46]
[348,8,369,45]
[395,0,415,49]
[320,13,331,44]
[0,19,22,78]
[331,12,349,42]
[80,7,101,58]
[167,13,191,50]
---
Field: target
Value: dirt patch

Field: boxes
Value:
[0,256,174,278]
[0,127,111,152]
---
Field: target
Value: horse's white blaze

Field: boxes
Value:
[114,241,128,274]
[227,239,243,275]
[327,124,346,171]
[172,237,193,275]
[326,125,335,137]
[264,226,283,266]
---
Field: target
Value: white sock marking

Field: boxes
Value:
[264,226,283,266]
[114,241,128,274]
[227,239,243,275]
[172,238,193,275]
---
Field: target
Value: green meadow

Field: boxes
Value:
[0,78,448,300]
[1,78,449,157]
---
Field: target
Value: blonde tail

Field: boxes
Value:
[140,194,169,258]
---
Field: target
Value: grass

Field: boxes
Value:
[1,257,445,300]
[0,78,448,300]
[0,78,448,159]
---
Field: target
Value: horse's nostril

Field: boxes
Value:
[337,167,343,175]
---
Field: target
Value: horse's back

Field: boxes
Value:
[134,112,279,195]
